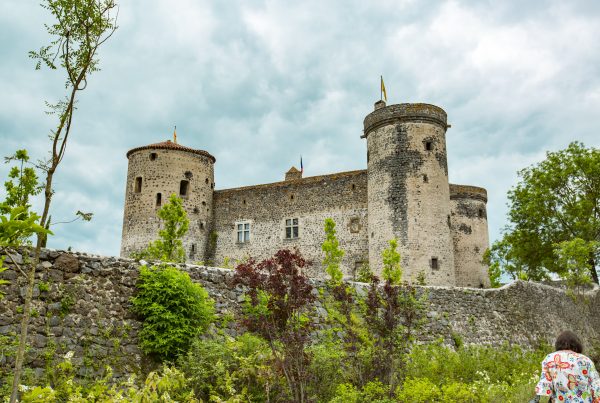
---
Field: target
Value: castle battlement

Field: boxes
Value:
[363,102,448,136]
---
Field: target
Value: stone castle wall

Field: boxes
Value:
[212,171,369,277]
[1,250,599,379]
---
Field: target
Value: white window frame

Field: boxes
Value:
[236,221,251,243]
[285,218,299,239]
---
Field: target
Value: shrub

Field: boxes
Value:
[178,332,282,402]
[308,338,346,401]
[131,264,214,361]
[395,377,441,402]
[19,353,198,402]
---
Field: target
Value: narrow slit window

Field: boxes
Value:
[156,193,162,208]
[478,209,484,218]
[423,174,428,183]
[285,218,299,239]
[425,141,433,151]
[431,257,439,270]
[180,180,189,197]
[134,177,142,193]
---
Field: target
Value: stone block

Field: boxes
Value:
[54,253,80,273]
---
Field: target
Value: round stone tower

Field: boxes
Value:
[363,101,455,285]
[449,185,490,288]
[120,140,216,262]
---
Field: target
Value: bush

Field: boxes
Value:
[131,264,214,361]
[19,354,198,402]
[395,377,441,402]
[178,332,282,402]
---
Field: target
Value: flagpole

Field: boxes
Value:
[380,76,383,101]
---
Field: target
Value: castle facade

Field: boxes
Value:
[120,101,490,287]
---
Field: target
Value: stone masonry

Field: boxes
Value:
[120,100,490,287]
[1,250,598,379]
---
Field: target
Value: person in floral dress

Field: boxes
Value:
[535,331,600,402]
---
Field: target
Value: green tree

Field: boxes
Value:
[554,238,598,292]
[483,248,502,288]
[9,1,118,400]
[133,194,189,263]
[490,142,600,284]
[322,218,344,286]
[381,239,402,285]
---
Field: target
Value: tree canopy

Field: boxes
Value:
[488,142,599,284]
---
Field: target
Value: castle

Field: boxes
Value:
[120,101,490,287]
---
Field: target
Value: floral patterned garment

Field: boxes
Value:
[536,350,600,402]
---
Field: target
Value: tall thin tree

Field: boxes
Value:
[10,1,118,401]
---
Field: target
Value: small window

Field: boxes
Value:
[190,243,196,257]
[180,180,189,197]
[351,184,356,190]
[425,141,433,151]
[423,174,428,183]
[431,257,439,270]
[237,222,250,243]
[149,153,157,161]
[156,193,162,208]
[205,178,209,184]
[290,194,294,200]
[134,177,142,193]
[478,209,484,218]
[199,222,205,230]
[202,201,206,206]
[243,199,246,205]
[285,218,299,239]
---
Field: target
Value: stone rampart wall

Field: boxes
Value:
[1,250,598,379]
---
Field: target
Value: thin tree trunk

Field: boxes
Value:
[589,254,598,285]
[9,168,55,403]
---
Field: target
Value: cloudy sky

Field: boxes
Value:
[1,0,599,258]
